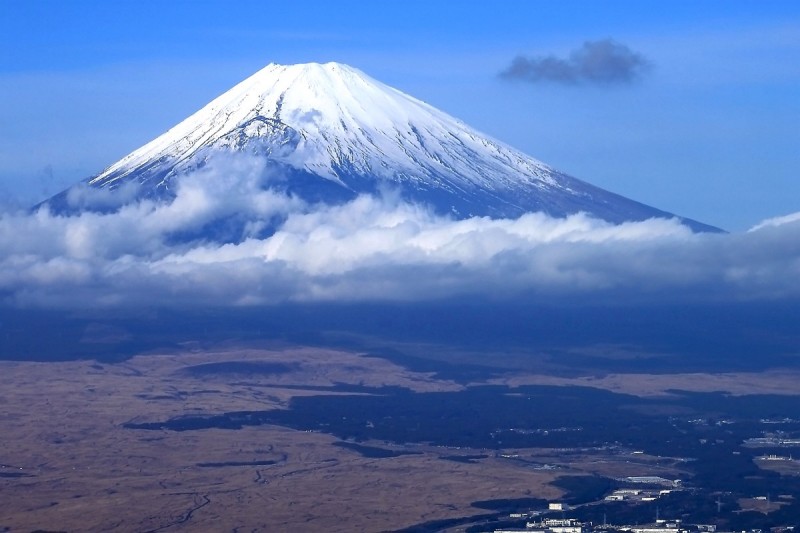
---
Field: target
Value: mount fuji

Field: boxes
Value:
[44,62,720,233]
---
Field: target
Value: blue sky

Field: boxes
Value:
[1,0,798,230]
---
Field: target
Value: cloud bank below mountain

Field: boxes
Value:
[1,158,798,309]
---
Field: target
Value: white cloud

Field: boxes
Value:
[1,158,799,309]
[748,211,800,232]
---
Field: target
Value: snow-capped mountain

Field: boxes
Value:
[45,62,719,232]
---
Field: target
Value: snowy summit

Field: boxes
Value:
[45,62,719,232]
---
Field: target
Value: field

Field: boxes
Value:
[2,344,800,531]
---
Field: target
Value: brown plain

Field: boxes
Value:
[2,345,798,532]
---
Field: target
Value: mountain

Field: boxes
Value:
[44,62,720,232]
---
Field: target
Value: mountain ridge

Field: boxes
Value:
[44,62,721,233]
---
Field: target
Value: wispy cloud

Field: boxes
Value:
[500,39,651,85]
[1,156,798,309]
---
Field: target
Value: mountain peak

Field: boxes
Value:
[49,62,720,233]
[86,60,555,193]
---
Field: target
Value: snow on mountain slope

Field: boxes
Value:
[47,62,720,232]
